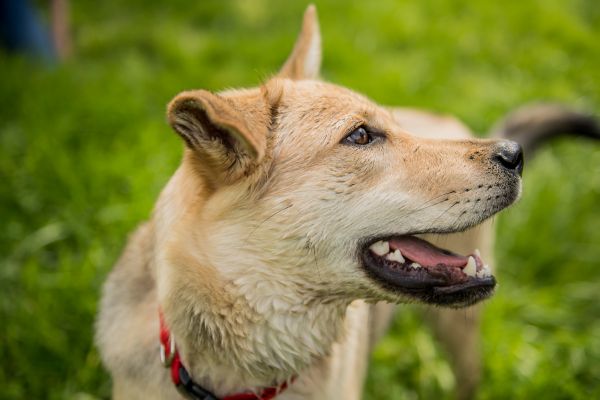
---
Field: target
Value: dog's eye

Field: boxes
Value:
[344,126,374,145]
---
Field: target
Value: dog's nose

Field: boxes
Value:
[492,141,524,176]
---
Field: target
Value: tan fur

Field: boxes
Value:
[97,6,519,399]
[386,109,498,399]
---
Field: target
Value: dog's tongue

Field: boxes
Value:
[388,236,468,268]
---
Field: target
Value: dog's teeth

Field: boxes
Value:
[464,256,477,277]
[477,265,491,278]
[483,264,491,277]
[386,249,405,263]
[410,262,422,269]
[370,240,390,256]
[474,248,481,258]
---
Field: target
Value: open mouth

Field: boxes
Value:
[361,235,495,307]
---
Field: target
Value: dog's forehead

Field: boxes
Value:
[282,80,376,111]
[274,80,390,141]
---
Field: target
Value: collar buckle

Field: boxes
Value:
[160,333,176,367]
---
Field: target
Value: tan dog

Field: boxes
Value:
[96,6,528,400]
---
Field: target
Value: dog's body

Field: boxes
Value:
[96,6,598,400]
[97,106,490,399]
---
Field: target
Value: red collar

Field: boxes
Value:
[159,310,293,400]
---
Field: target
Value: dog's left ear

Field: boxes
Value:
[278,4,321,80]
[167,89,269,186]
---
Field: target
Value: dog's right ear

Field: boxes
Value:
[278,4,321,80]
[167,90,269,186]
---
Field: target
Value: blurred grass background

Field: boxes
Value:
[1,0,599,399]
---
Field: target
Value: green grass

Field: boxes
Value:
[1,0,599,398]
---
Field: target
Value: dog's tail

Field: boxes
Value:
[491,104,600,157]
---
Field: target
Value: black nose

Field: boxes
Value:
[493,141,524,175]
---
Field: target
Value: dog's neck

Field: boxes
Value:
[153,165,353,396]
[161,260,351,396]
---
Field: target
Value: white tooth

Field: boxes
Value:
[476,270,485,278]
[369,240,390,256]
[474,249,481,258]
[386,249,405,263]
[483,265,491,277]
[410,262,422,269]
[464,256,477,277]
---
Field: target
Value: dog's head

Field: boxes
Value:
[162,6,522,309]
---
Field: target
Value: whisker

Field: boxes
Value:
[308,238,323,281]
[245,204,293,241]
[427,202,459,229]
[414,189,457,208]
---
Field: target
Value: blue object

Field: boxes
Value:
[0,0,56,61]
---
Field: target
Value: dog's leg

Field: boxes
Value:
[288,301,395,400]
[426,306,482,400]
[113,380,157,400]
[113,380,144,400]
[323,300,372,400]
[423,223,494,400]
[368,302,397,351]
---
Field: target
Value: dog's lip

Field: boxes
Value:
[360,234,496,306]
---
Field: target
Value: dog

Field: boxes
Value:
[96,5,599,400]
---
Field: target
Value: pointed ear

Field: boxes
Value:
[278,4,321,80]
[167,89,269,185]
